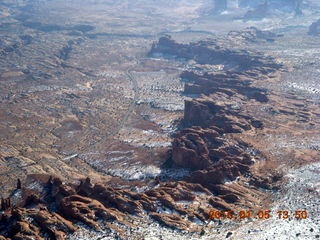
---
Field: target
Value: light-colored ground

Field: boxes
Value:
[0,1,319,239]
[229,162,320,240]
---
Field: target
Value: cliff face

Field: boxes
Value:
[153,35,284,209]
[150,36,280,171]
[183,98,254,131]
[150,36,279,71]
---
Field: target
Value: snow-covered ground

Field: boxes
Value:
[228,162,320,240]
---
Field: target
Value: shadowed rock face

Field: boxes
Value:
[182,71,270,103]
[183,98,263,132]
[150,36,280,72]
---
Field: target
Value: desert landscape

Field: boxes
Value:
[0,0,319,239]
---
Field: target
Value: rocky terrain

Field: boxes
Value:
[0,0,319,239]
[0,34,304,240]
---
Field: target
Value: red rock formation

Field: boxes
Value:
[188,161,250,186]
[183,99,254,132]
[151,37,283,227]
[172,127,253,171]
[60,195,126,230]
[172,129,212,170]
[1,207,76,240]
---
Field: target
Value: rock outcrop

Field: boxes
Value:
[0,169,276,238]
[0,175,212,238]
[228,27,282,43]
[0,207,76,240]
[172,127,253,171]
[0,175,132,239]
[150,36,283,221]
[149,36,280,72]
[60,195,125,231]
[183,98,260,132]
[157,37,278,177]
